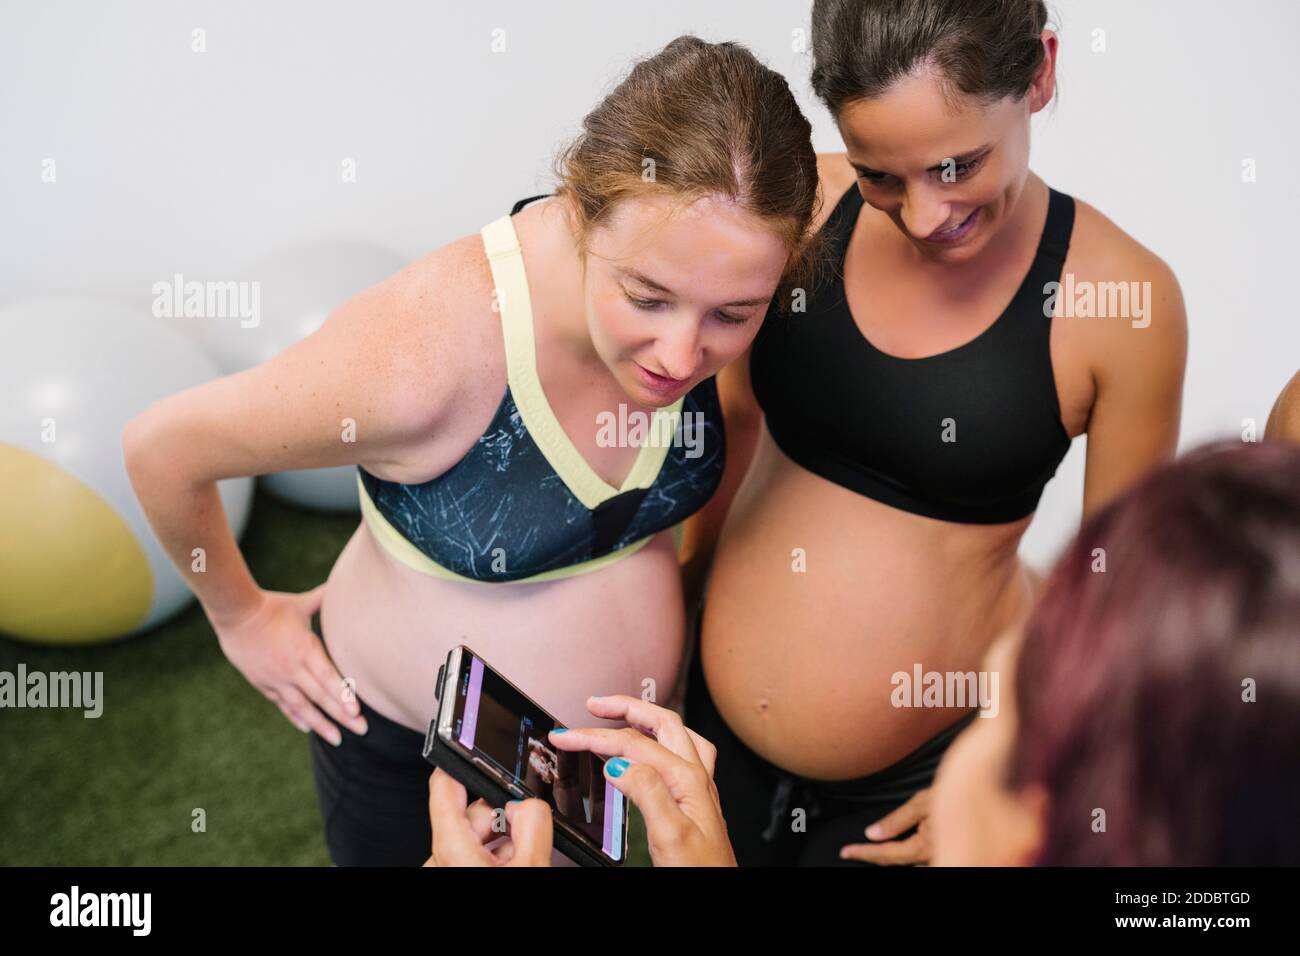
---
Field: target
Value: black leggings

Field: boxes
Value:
[684,608,976,867]
[309,696,432,866]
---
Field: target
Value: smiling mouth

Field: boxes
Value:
[635,364,688,392]
[926,208,979,242]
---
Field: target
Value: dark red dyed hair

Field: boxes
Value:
[1009,439,1300,865]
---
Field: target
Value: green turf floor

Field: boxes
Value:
[0,487,649,866]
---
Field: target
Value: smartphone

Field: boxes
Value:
[423,645,628,867]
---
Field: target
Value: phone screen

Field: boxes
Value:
[450,652,624,862]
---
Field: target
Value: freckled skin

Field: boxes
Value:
[323,194,792,732]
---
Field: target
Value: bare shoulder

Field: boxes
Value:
[321,232,504,435]
[1266,370,1300,443]
[346,231,499,370]
[123,230,508,485]
[814,152,858,232]
[1059,195,1188,380]
[1069,197,1180,289]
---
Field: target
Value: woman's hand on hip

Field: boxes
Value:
[211,584,368,744]
[550,694,737,867]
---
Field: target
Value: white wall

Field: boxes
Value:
[2,0,1295,568]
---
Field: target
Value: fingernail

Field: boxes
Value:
[607,758,629,778]
[549,728,568,734]
[866,825,882,840]
[356,720,369,734]
[330,734,343,747]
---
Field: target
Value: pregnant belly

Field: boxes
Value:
[320,523,688,734]
[700,433,1033,780]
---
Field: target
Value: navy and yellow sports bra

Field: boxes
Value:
[357,195,726,583]
[750,183,1075,524]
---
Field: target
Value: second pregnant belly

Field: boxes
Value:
[320,524,688,734]
[700,434,1030,780]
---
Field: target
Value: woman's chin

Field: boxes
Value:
[633,386,684,408]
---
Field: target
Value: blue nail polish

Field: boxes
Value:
[607,758,629,778]
[549,727,568,734]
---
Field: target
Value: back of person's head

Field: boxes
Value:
[1011,440,1300,865]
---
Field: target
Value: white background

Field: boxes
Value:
[2,0,1295,568]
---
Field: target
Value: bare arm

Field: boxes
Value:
[122,257,466,625]
[679,342,763,604]
[122,247,488,742]
[1080,255,1188,517]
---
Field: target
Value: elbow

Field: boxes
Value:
[123,404,222,493]
[121,408,161,484]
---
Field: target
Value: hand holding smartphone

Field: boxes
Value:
[423,645,628,866]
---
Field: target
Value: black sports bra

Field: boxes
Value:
[750,184,1076,524]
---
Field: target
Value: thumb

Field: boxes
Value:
[503,800,553,867]
[604,759,686,852]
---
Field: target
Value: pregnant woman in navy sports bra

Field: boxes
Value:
[682,0,1189,866]
[123,36,820,866]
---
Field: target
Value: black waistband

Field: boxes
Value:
[810,708,977,801]
[339,695,427,764]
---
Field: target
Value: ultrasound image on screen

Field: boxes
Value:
[453,653,622,859]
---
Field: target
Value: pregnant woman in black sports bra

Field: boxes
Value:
[681,0,1188,866]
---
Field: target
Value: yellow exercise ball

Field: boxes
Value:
[0,297,254,644]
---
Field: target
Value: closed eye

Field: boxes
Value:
[852,149,989,185]
[625,291,666,310]
[626,288,754,324]
[942,156,983,180]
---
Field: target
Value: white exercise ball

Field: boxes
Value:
[199,239,406,512]
[0,297,254,644]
